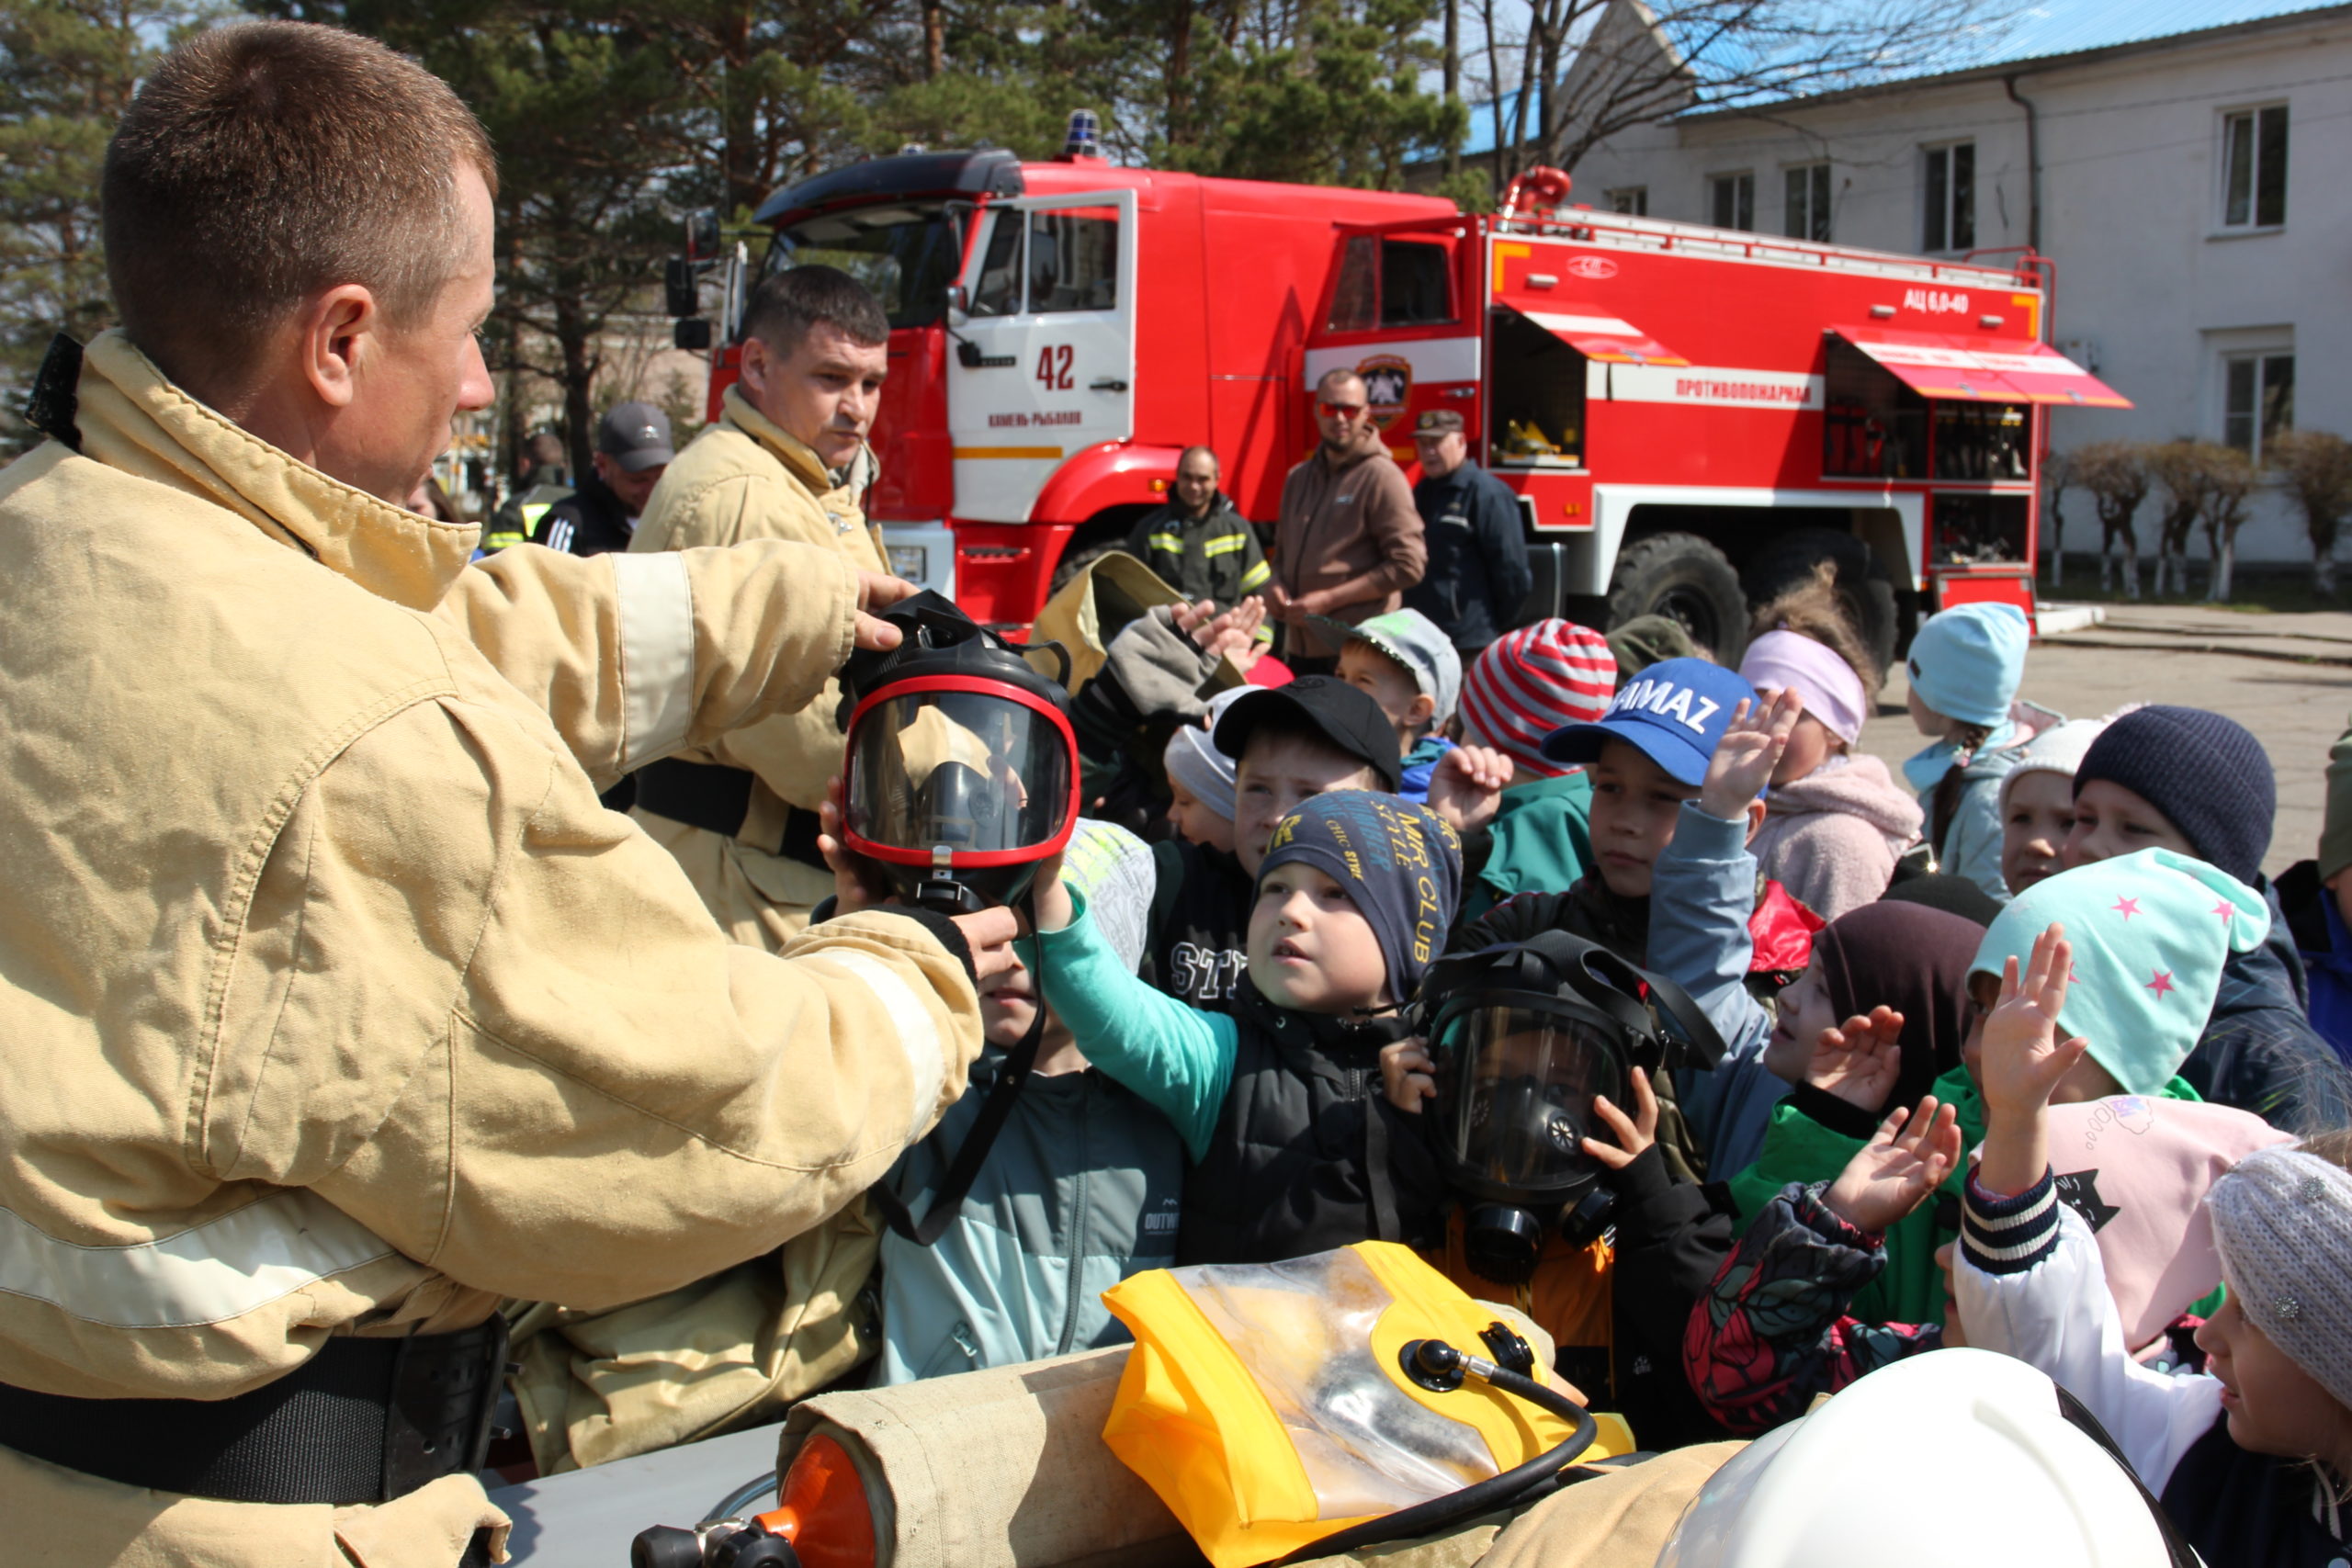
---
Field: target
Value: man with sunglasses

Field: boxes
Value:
[1271,367,1425,673]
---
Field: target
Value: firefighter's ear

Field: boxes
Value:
[738,333,769,401]
[297,283,378,411]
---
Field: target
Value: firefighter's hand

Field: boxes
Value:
[1581,1066,1658,1171]
[1697,687,1804,820]
[817,775,895,913]
[1380,1036,1436,1112]
[1427,746,1510,836]
[853,570,917,651]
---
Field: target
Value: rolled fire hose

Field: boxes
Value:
[637,1346,1203,1568]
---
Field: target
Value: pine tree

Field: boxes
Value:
[0,0,212,452]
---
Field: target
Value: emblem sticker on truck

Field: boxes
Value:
[1357,354,1412,429]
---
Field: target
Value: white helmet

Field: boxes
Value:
[1656,1348,2199,1568]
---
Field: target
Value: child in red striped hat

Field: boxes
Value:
[1456,619,1617,921]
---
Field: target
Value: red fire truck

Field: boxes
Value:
[673,116,2128,666]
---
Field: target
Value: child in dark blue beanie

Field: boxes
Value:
[1034,792,1463,1264]
[2069,704,2348,1134]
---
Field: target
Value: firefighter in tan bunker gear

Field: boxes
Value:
[629,265,895,951]
[0,25,1008,1568]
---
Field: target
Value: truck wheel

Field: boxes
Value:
[1745,527,1898,680]
[1048,541,1119,597]
[1606,533,1748,666]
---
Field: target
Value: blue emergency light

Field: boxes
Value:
[1062,109,1101,160]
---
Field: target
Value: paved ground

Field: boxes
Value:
[1850,603,2352,879]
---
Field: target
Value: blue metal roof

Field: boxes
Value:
[1455,0,2336,156]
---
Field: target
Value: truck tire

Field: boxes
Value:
[1606,533,1748,666]
[1745,526,1898,680]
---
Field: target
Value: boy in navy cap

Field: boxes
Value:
[1143,675,1508,1014]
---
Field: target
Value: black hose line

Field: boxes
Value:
[1271,1348,1601,1564]
[700,1470,780,1527]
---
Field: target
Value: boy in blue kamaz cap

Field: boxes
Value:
[1459,657,1764,948]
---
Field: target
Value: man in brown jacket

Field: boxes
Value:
[1271,367,1427,670]
[0,24,1010,1567]
[631,265,892,949]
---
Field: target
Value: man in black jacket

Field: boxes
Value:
[1404,410,1532,655]
[1123,446,1270,611]
[530,400,674,557]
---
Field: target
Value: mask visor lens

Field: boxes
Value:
[846,689,1070,857]
[1433,1004,1626,1192]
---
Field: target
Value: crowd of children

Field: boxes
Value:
[819,585,2352,1566]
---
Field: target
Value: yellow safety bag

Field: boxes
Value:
[1101,1242,1633,1568]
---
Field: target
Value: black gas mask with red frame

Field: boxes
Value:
[836,592,1080,917]
[1413,931,1726,1284]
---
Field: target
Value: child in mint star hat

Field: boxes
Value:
[1965,848,2272,1100]
[1724,848,2251,1327]
[1903,602,2061,901]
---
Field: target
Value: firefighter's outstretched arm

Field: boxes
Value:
[251,688,1003,1316]
[433,539,895,791]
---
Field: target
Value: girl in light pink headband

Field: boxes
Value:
[1738,626,1923,920]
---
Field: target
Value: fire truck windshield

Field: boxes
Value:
[764,204,964,329]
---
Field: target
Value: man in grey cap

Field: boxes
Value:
[1403,408,1532,656]
[529,400,675,556]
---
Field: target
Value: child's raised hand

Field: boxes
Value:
[1380,1036,1437,1113]
[1697,687,1805,820]
[1428,746,1510,835]
[1820,1097,1962,1235]
[1580,1066,1658,1171]
[1978,924,2090,1121]
[1975,923,2087,1195]
[1805,1007,1905,1111]
[1029,849,1073,934]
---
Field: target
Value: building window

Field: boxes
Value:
[2221,106,2288,228]
[1710,172,1755,231]
[1922,142,1974,253]
[1784,164,1832,242]
[1609,186,1647,216]
[2223,350,2294,459]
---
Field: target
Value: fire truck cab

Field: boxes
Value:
[677,117,2128,668]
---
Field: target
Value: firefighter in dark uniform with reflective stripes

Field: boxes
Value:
[1124,446,1271,612]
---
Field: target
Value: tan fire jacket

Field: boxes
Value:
[630,388,886,945]
[0,333,987,1566]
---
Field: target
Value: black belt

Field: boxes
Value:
[0,1319,507,1507]
[633,757,828,871]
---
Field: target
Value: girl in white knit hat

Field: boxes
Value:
[1959,921,2352,1567]
[1996,716,2114,895]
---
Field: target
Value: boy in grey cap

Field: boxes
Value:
[530,400,674,556]
[1310,606,1462,804]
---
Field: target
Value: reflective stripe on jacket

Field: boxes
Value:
[1123,493,1270,608]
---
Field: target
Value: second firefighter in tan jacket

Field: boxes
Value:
[631,265,895,948]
